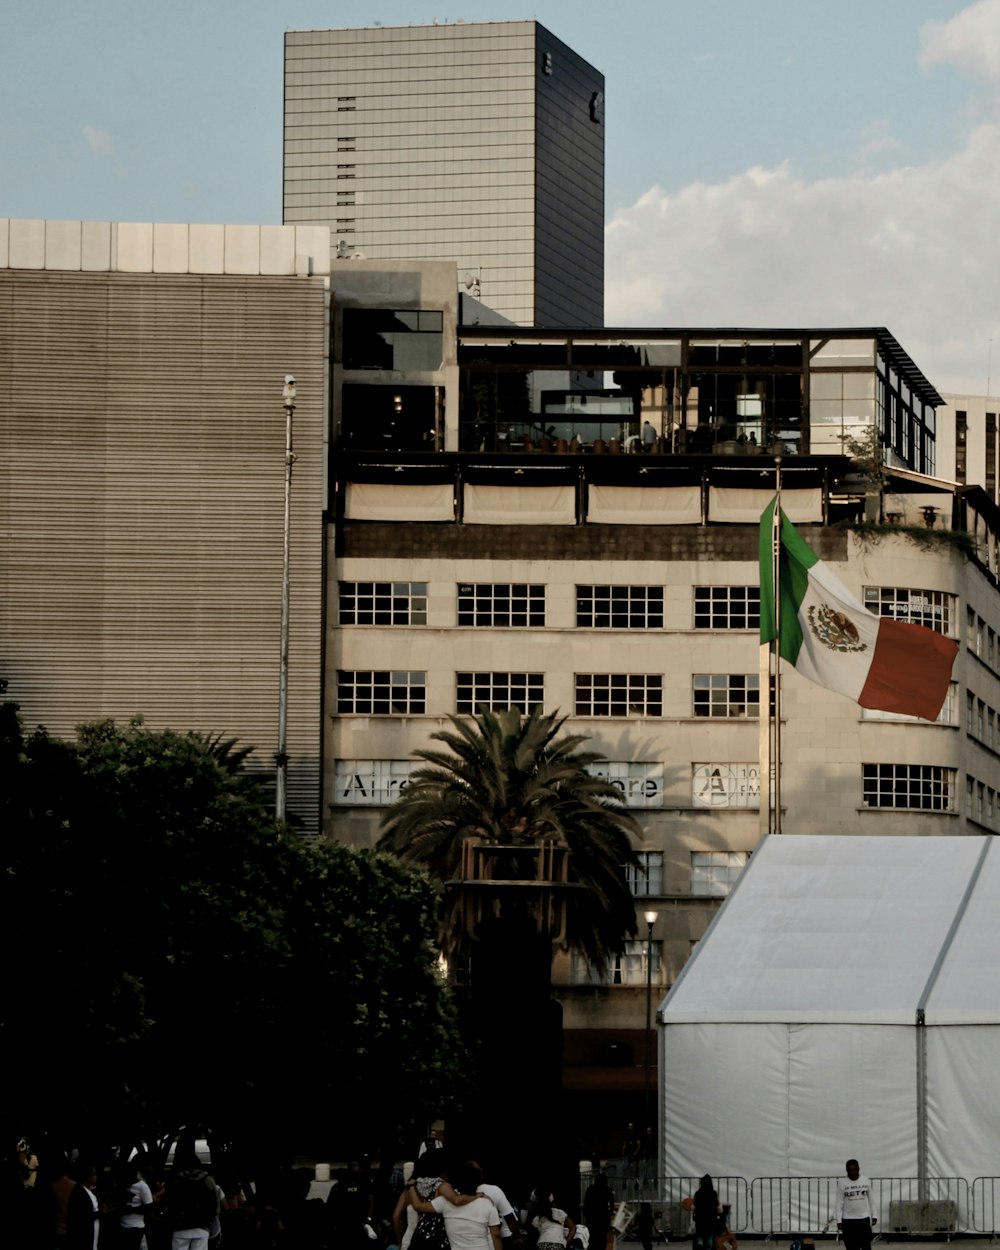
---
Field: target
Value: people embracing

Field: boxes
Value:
[407,1159,503,1249]
[394,1151,453,1250]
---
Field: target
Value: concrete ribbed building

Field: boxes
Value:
[0,219,330,832]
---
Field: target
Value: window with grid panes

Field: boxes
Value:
[691,852,748,897]
[693,674,759,718]
[575,674,663,717]
[456,672,544,714]
[571,940,662,986]
[339,581,427,626]
[625,851,664,896]
[694,586,760,629]
[861,763,955,810]
[863,586,955,635]
[576,584,663,628]
[337,671,425,715]
[457,583,545,627]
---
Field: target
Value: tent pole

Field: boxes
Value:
[758,640,771,841]
[772,458,782,834]
[916,1008,928,1200]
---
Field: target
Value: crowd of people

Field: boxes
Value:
[9,1136,613,1250]
[15,1134,874,1250]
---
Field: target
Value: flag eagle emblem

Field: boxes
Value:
[806,604,867,653]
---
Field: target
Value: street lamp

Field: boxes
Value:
[275,374,297,823]
[643,907,658,1129]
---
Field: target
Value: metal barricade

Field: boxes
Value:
[749,1176,840,1236]
[622,1177,749,1235]
[579,1173,750,1235]
[874,1176,969,1235]
[970,1176,998,1235]
[580,1172,995,1239]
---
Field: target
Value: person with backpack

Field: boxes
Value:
[166,1151,219,1250]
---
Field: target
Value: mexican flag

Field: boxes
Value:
[759,499,959,721]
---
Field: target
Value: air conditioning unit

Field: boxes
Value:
[888,1200,959,1234]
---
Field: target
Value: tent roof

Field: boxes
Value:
[660,835,999,1026]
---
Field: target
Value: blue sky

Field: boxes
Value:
[2,0,998,394]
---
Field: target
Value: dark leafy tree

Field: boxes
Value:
[2,705,463,1167]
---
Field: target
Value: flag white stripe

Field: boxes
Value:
[792,563,881,700]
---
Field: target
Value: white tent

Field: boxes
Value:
[659,835,1000,1192]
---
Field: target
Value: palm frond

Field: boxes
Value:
[377,707,643,966]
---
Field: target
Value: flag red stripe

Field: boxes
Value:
[858,618,959,721]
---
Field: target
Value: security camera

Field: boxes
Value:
[284,374,296,386]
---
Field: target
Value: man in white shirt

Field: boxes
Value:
[469,1162,520,1243]
[835,1159,877,1250]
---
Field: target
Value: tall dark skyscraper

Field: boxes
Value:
[283,20,604,326]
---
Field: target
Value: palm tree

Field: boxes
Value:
[377,706,643,972]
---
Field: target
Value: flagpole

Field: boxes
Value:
[758,572,771,842]
[772,456,783,834]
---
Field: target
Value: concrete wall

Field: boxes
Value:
[0,218,331,276]
[0,254,329,832]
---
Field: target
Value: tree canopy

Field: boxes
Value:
[377,707,643,969]
[2,704,464,1163]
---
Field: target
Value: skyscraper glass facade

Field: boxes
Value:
[283,20,604,326]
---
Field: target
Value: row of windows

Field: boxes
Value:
[331,757,960,813]
[339,581,961,635]
[967,692,999,754]
[333,670,960,725]
[336,670,761,719]
[966,776,1000,831]
[624,851,749,899]
[967,607,999,675]
[339,581,760,629]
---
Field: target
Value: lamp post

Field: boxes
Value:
[275,374,296,823]
[643,907,658,1129]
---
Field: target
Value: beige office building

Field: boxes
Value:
[6,226,1000,1150]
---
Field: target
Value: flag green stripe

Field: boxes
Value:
[758,498,819,664]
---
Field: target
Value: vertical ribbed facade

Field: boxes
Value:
[0,270,327,832]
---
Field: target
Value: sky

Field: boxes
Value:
[1,0,998,395]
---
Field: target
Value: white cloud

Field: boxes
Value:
[82,125,114,156]
[606,4,1000,396]
[919,0,1000,86]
